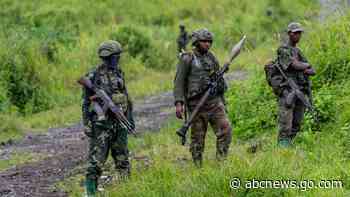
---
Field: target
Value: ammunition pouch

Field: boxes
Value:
[112,93,128,113]
[265,61,284,96]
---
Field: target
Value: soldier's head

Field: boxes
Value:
[287,22,304,45]
[191,28,213,53]
[179,24,185,30]
[98,40,122,69]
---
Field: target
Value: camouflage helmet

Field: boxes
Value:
[98,40,122,57]
[191,28,214,45]
[287,22,304,33]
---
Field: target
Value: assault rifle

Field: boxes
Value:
[274,64,313,110]
[176,35,246,145]
[78,77,136,135]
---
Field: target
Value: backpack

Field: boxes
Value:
[264,60,284,96]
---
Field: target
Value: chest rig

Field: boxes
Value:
[186,51,219,99]
[93,65,128,112]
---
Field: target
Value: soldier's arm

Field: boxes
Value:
[81,72,95,126]
[298,49,316,76]
[82,87,94,126]
[292,60,310,70]
[173,54,191,105]
[124,86,135,129]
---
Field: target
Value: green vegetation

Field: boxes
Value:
[0,151,44,171]
[64,3,350,197]
[0,0,317,142]
[3,0,350,196]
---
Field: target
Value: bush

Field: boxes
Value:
[110,26,151,58]
[227,73,277,139]
[303,15,350,85]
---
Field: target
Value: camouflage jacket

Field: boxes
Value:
[82,64,133,126]
[277,42,310,91]
[173,49,226,105]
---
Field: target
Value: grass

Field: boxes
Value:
[0,151,44,171]
[61,118,349,196]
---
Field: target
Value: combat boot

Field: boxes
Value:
[85,178,97,197]
[278,138,291,148]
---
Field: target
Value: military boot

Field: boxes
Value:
[278,138,291,148]
[85,178,97,197]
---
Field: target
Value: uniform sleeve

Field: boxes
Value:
[81,72,95,126]
[173,54,191,105]
[120,71,135,130]
[277,47,293,70]
[297,48,309,63]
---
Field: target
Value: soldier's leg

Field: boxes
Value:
[86,122,111,193]
[190,112,208,167]
[209,101,232,160]
[278,97,294,144]
[290,101,306,139]
[111,124,130,177]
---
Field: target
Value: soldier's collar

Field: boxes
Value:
[193,49,209,57]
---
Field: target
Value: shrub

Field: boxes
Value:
[110,26,151,58]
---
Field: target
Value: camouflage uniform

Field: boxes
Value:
[276,23,311,143]
[82,41,134,194]
[174,28,232,165]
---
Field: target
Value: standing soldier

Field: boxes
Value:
[177,24,189,54]
[173,28,232,167]
[275,22,316,146]
[81,40,135,196]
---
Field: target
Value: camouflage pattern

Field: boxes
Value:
[174,50,226,104]
[82,63,133,182]
[177,25,189,53]
[287,22,304,33]
[191,28,213,46]
[276,41,310,141]
[174,38,232,164]
[187,98,232,165]
[98,40,123,57]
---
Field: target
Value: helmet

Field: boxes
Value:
[98,40,122,57]
[191,28,213,45]
[287,22,304,33]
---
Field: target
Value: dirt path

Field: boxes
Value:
[0,70,247,197]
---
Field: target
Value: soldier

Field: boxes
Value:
[174,28,232,167]
[177,24,189,54]
[81,40,135,196]
[276,22,316,146]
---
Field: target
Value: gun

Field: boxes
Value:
[176,35,246,145]
[78,77,136,135]
[274,63,313,110]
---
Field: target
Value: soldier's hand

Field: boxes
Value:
[89,95,98,101]
[175,102,184,119]
[304,67,316,76]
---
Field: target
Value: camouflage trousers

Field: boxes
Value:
[86,120,130,181]
[187,98,232,165]
[278,95,306,141]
